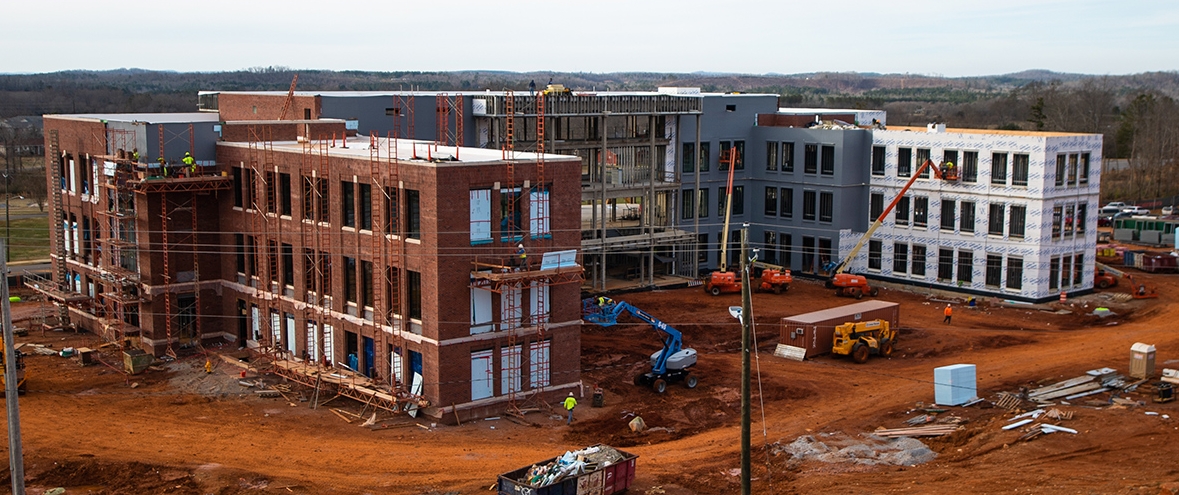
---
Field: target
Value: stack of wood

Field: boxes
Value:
[873,424,960,437]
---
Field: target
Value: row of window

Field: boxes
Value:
[233,234,423,322]
[232,168,423,239]
[870,148,1092,188]
[867,242,1030,290]
[681,140,837,176]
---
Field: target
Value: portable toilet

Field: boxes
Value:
[1130,342,1156,379]
[934,364,976,406]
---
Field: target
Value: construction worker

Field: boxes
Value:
[157,156,169,177]
[943,304,953,324]
[597,296,612,308]
[204,359,213,374]
[183,151,196,175]
[131,148,140,163]
[516,244,527,270]
[563,392,578,425]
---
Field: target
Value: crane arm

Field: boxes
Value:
[585,300,684,374]
[717,148,739,272]
[831,158,944,275]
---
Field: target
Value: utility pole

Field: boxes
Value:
[739,227,752,495]
[1,240,25,494]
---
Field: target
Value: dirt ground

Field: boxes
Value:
[2,271,1179,494]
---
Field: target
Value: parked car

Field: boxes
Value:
[1103,201,1128,209]
[1163,205,1175,216]
[1122,206,1151,215]
[1100,206,1123,216]
[1098,216,1113,227]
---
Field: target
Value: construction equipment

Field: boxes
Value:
[583,299,697,393]
[825,158,956,298]
[1,337,26,394]
[1096,263,1158,299]
[831,319,896,364]
[703,148,793,295]
[1094,268,1118,289]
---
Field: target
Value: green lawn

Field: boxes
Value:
[0,215,50,262]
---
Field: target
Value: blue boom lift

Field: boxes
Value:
[583,299,698,393]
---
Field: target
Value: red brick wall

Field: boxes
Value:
[218,94,319,121]
[220,121,346,142]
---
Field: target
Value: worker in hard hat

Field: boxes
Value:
[943,304,953,324]
[516,244,527,271]
[563,392,578,425]
[182,151,196,175]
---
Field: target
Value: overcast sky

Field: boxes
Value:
[3,0,1176,77]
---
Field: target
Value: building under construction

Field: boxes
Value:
[199,88,709,290]
[41,102,585,421]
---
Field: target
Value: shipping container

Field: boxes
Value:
[779,301,900,359]
[498,444,637,495]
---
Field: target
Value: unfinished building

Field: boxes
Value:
[41,107,584,422]
[198,89,705,290]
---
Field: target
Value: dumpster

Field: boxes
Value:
[498,444,637,495]
[123,349,153,375]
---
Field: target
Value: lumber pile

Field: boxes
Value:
[873,424,960,437]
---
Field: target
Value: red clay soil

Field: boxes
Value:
[2,274,1179,494]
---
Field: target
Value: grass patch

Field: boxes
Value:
[0,215,50,262]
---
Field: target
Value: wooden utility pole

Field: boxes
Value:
[1,239,26,494]
[739,228,752,495]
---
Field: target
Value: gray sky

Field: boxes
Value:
[4,0,1177,76]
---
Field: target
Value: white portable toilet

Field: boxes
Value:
[1130,342,1156,379]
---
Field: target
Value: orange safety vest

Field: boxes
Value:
[944,306,953,316]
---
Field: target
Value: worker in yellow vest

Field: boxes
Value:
[563,392,577,425]
[183,151,196,175]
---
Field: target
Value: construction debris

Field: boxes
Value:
[873,424,960,437]
[511,445,629,489]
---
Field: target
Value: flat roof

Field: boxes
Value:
[782,300,898,324]
[778,107,882,114]
[47,113,221,124]
[219,135,579,165]
[884,125,1088,138]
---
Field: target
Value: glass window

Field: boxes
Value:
[895,196,910,226]
[765,142,778,171]
[957,250,972,284]
[1080,153,1091,184]
[992,153,1008,185]
[914,197,928,227]
[898,148,912,177]
[803,190,816,221]
[1006,257,1023,290]
[940,200,956,230]
[779,233,792,268]
[986,254,1003,287]
[893,243,908,274]
[960,201,975,233]
[911,245,926,277]
[820,145,835,175]
[342,181,355,228]
[681,189,695,220]
[762,231,777,264]
[1012,154,1029,186]
[1052,206,1063,239]
[961,151,978,183]
[700,142,710,172]
[871,146,886,176]
[988,203,1004,235]
[1009,205,1027,238]
[804,144,818,174]
[868,240,882,270]
[781,142,794,172]
[406,189,421,239]
[1049,256,1060,290]
[916,148,931,178]
[764,187,778,216]
[344,256,357,304]
[819,192,833,223]
[938,248,954,281]
[780,188,793,219]
[1055,154,1066,187]
[870,193,884,221]
[698,188,709,218]
[1067,154,1079,185]
[682,142,695,174]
